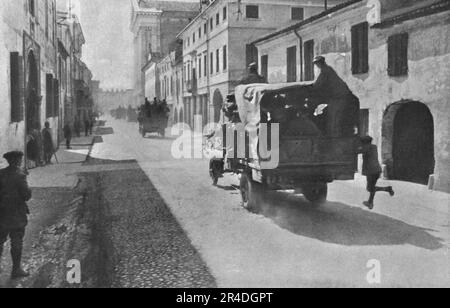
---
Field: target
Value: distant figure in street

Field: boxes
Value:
[64,123,72,150]
[74,117,81,138]
[312,56,359,137]
[359,136,395,210]
[239,62,268,85]
[0,151,32,279]
[42,122,54,165]
[84,118,91,137]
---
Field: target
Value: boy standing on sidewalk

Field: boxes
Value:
[359,136,395,210]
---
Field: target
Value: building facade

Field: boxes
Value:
[177,0,334,129]
[130,0,199,106]
[253,0,450,192]
[0,0,61,167]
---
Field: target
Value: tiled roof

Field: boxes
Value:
[372,0,450,28]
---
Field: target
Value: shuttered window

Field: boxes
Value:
[10,52,24,123]
[287,46,297,82]
[204,54,207,77]
[216,49,220,73]
[246,5,259,19]
[210,52,214,74]
[351,22,369,75]
[246,44,258,67]
[46,74,54,118]
[292,7,304,21]
[261,55,268,80]
[304,40,315,81]
[388,33,409,77]
[223,45,227,70]
[53,79,59,117]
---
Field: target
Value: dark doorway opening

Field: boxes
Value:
[393,102,434,184]
[213,89,223,123]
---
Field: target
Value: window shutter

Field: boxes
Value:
[287,46,297,82]
[10,52,24,122]
[46,74,53,118]
[53,78,59,117]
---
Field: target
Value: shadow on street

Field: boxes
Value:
[253,190,444,250]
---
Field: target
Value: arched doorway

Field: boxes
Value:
[212,89,223,123]
[383,101,435,185]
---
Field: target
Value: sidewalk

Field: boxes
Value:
[0,134,97,288]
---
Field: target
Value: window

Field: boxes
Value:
[304,40,315,81]
[287,46,297,82]
[223,7,227,20]
[46,74,54,118]
[210,18,214,30]
[45,0,49,39]
[223,45,227,70]
[261,55,268,80]
[216,49,220,73]
[10,52,23,123]
[210,52,214,74]
[29,0,35,17]
[246,5,259,19]
[351,22,369,74]
[193,33,196,43]
[204,23,208,35]
[246,44,258,67]
[53,79,59,117]
[292,7,304,21]
[216,13,220,26]
[388,33,409,77]
[199,57,202,79]
[204,54,207,77]
[199,28,202,39]
[359,109,369,137]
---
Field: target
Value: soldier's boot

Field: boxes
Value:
[11,247,29,279]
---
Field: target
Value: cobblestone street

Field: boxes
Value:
[81,158,216,288]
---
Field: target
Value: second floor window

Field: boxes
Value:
[29,0,35,17]
[292,7,304,21]
[246,5,259,19]
[216,49,220,73]
[351,22,369,74]
[223,7,227,20]
[287,46,297,82]
[216,13,220,26]
[223,45,227,70]
[388,33,409,77]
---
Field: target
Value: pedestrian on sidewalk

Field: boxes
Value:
[84,118,91,137]
[74,117,81,138]
[64,122,73,150]
[358,136,395,210]
[42,122,55,165]
[0,151,32,279]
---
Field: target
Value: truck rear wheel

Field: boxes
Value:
[302,183,328,205]
[240,173,263,212]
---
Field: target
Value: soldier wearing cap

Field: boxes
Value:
[239,62,268,85]
[0,151,32,279]
[312,56,359,137]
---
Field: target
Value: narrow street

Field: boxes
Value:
[83,118,448,288]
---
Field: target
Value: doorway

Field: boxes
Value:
[392,102,435,184]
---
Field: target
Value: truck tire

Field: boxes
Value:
[302,182,328,205]
[240,172,263,212]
